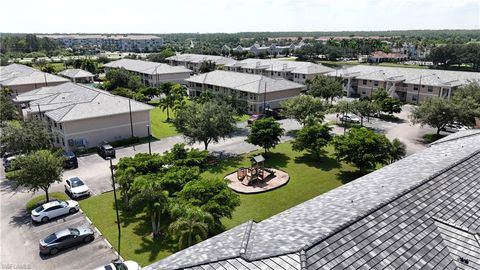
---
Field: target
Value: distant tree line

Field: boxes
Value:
[429,43,480,71]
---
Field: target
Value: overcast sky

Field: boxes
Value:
[1,0,479,33]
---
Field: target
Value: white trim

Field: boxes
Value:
[63,120,150,137]
[247,96,293,105]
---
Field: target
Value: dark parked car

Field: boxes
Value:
[247,114,265,125]
[63,151,78,169]
[97,143,115,159]
[39,226,94,255]
[265,108,283,120]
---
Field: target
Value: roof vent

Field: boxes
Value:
[459,257,469,265]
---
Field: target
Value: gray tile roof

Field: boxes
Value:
[103,59,191,75]
[146,131,480,270]
[15,82,153,122]
[58,69,94,79]
[0,63,69,87]
[186,70,305,94]
[224,59,334,75]
[329,65,480,87]
[167,54,237,66]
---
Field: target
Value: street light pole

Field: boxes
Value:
[147,124,151,155]
[108,158,121,260]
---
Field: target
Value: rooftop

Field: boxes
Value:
[58,69,94,79]
[14,82,153,122]
[330,65,480,87]
[0,64,69,87]
[186,70,305,94]
[146,130,480,270]
[166,54,236,66]
[103,59,191,75]
[225,59,334,75]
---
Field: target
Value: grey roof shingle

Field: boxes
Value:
[103,59,191,75]
[225,59,334,75]
[146,131,480,270]
[166,54,237,66]
[186,70,305,94]
[58,69,94,79]
[0,63,69,86]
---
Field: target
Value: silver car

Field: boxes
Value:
[39,226,94,255]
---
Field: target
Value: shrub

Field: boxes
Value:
[26,192,68,211]
[110,136,140,148]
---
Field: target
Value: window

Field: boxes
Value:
[363,80,367,85]
[428,86,433,92]
[374,81,379,86]
[207,84,213,89]
[302,74,306,79]
[61,138,65,146]
[414,85,419,90]
[59,123,63,130]
[56,137,60,144]
[412,95,418,101]
[54,122,57,128]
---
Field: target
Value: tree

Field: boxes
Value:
[351,100,380,126]
[130,176,169,237]
[115,166,136,211]
[105,68,142,91]
[246,117,284,153]
[13,150,64,202]
[410,97,457,136]
[147,48,175,63]
[0,87,18,124]
[452,82,480,126]
[158,82,186,121]
[332,127,392,172]
[372,88,401,115]
[169,205,213,249]
[174,101,236,150]
[388,138,406,164]
[140,87,160,100]
[291,124,332,159]
[199,60,216,73]
[177,177,240,233]
[306,75,343,103]
[196,91,248,116]
[0,120,52,154]
[281,95,326,125]
[41,64,55,73]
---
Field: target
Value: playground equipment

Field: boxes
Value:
[236,155,275,186]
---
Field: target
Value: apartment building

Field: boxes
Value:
[14,82,153,151]
[103,59,192,86]
[37,34,164,52]
[166,54,236,73]
[186,70,305,113]
[330,65,480,103]
[229,41,306,56]
[0,64,69,95]
[368,51,408,63]
[58,69,95,83]
[224,59,334,84]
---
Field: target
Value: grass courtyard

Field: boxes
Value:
[80,142,360,266]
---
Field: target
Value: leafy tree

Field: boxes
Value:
[177,177,240,233]
[291,124,332,159]
[174,101,236,150]
[81,59,97,74]
[452,82,480,125]
[372,88,402,115]
[140,87,160,100]
[351,100,380,126]
[115,166,136,211]
[158,82,187,120]
[306,75,343,103]
[199,60,216,73]
[105,68,142,91]
[388,138,407,164]
[196,91,247,116]
[115,153,164,175]
[371,87,389,102]
[162,143,209,168]
[41,64,55,73]
[410,97,457,135]
[332,127,392,172]
[12,150,64,202]
[158,166,202,195]
[0,87,18,124]
[0,120,52,154]
[281,95,325,125]
[246,117,284,153]
[169,205,213,249]
[147,48,175,63]
[130,176,169,237]
[111,87,147,102]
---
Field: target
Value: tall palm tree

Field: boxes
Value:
[158,82,186,121]
[130,177,169,237]
[115,166,136,211]
[169,206,213,249]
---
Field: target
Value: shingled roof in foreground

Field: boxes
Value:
[146,130,480,270]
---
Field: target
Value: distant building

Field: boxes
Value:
[368,51,408,63]
[103,59,192,86]
[58,69,94,83]
[392,44,430,60]
[329,65,480,102]
[14,82,153,151]
[186,70,305,113]
[0,64,69,95]
[229,41,306,56]
[224,59,334,84]
[145,130,480,270]
[37,34,164,52]
[166,54,237,73]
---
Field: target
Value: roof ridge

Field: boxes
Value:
[432,217,477,235]
[303,149,480,252]
[239,220,255,256]
[430,131,480,146]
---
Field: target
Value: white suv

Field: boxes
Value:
[31,200,79,223]
[64,176,90,198]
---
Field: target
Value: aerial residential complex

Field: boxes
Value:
[330,65,480,103]
[145,130,480,270]
[225,41,307,56]
[186,70,305,113]
[0,64,69,95]
[13,82,153,151]
[103,59,192,86]
[37,34,164,52]
[224,58,334,84]
[166,54,236,73]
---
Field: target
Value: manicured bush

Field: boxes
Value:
[26,192,68,211]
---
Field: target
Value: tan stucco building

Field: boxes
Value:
[186,70,305,114]
[14,82,153,151]
[166,54,236,73]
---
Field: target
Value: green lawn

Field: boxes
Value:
[149,106,179,139]
[80,142,361,266]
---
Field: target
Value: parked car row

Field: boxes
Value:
[2,151,78,172]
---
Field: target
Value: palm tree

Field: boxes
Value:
[115,166,136,211]
[169,205,213,249]
[388,138,407,164]
[130,177,169,237]
[158,82,186,121]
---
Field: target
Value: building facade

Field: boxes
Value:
[186,70,305,113]
[14,82,153,151]
[103,59,192,86]
[166,54,236,73]
[329,65,480,103]
[58,69,95,83]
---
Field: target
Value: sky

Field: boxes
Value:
[1,0,479,33]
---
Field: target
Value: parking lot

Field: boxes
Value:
[0,181,117,270]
